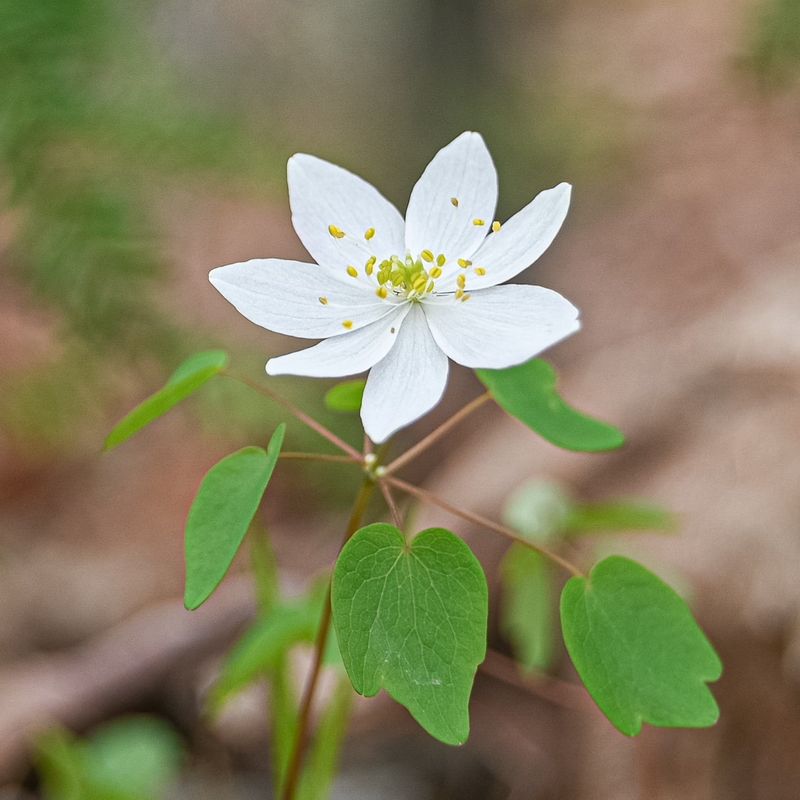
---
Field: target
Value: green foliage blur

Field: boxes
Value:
[36,716,183,800]
[745,0,800,86]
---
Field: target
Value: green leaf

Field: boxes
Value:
[184,424,285,610]
[560,556,722,736]
[332,524,488,745]
[36,729,86,800]
[104,350,229,450]
[477,359,624,452]
[324,380,365,413]
[36,718,183,800]
[564,502,675,535]
[83,716,183,798]
[209,601,318,712]
[500,545,555,672]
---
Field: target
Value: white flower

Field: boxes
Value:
[210,132,579,443]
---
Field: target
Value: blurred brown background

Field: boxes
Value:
[1,0,799,797]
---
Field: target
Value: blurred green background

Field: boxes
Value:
[2,0,800,798]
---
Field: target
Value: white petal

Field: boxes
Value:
[456,183,572,291]
[361,305,449,443]
[288,154,406,276]
[423,284,580,369]
[404,131,498,262]
[266,304,411,378]
[210,258,395,339]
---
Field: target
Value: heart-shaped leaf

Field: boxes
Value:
[105,350,229,450]
[184,424,285,610]
[324,380,365,413]
[560,556,722,735]
[332,524,488,745]
[477,359,624,452]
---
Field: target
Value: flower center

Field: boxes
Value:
[374,251,445,300]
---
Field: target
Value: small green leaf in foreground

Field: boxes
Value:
[324,379,365,413]
[184,424,285,610]
[500,545,555,672]
[560,556,722,736]
[104,350,229,450]
[477,359,624,452]
[332,524,488,745]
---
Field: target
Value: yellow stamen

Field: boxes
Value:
[421,249,434,263]
[364,227,375,240]
[461,293,471,302]
[450,197,459,207]
[458,258,472,268]
[328,224,345,239]
[492,220,501,232]
[376,286,388,299]
[475,267,487,276]
[365,255,376,275]
[436,253,446,266]
[342,320,353,329]
[472,218,485,226]
[457,274,466,289]
[430,266,443,279]
[346,265,358,278]
[318,296,329,305]
[455,288,464,300]
[413,274,427,291]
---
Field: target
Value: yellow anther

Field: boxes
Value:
[342,320,353,329]
[413,274,427,290]
[318,296,329,305]
[474,267,487,276]
[364,227,375,240]
[457,274,466,289]
[458,258,472,268]
[450,197,459,207]
[421,249,434,262]
[346,265,358,278]
[376,286,388,299]
[328,224,345,239]
[461,293,471,302]
[436,253,446,266]
[455,288,464,300]
[492,220,501,232]
[430,266,443,279]
[365,255,376,275]
[472,218,485,226]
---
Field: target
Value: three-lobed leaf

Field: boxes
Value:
[332,524,488,745]
[104,350,229,450]
[324,380,365,413]
[477,359,624,452]
[560,556,722,735]
[184,424,285,610]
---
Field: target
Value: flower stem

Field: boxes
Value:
[385,476,584,578]
[279,452,360,465]
[222,371,363,461]
[280,477,375,800]
[383,392,492,475]
[378,480,403,528]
